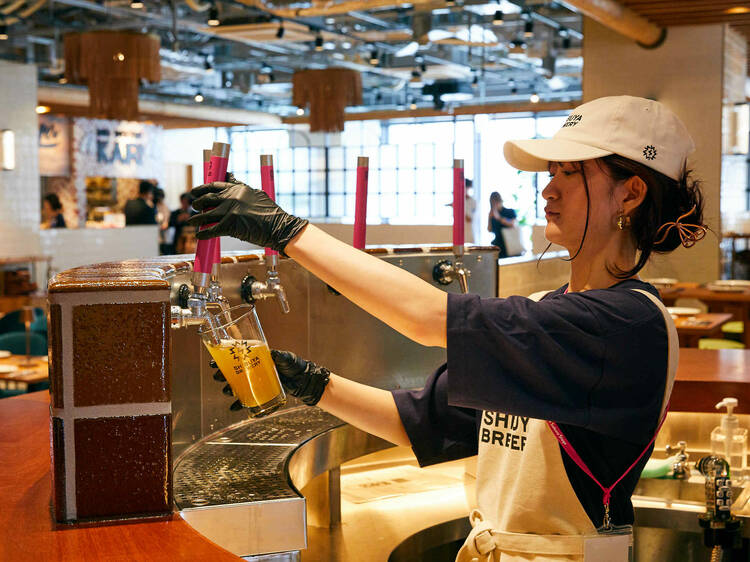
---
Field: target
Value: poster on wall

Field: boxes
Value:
[39,114,71,177]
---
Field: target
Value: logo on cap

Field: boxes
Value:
[562,114,582,128]
[643,145,657,160]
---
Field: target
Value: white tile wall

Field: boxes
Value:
[0,61,41,259]
[39,226,160,279]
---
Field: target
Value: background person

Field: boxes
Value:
[487,191,517,257]
[167,193,195,254]
[42,193,66,229]
[124,180,157,226]
[189,96,706,560]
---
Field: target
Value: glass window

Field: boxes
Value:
[225,110,569,228]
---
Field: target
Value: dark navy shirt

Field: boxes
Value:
[392,279,668,528]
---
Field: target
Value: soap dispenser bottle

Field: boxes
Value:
[711,397,748,479]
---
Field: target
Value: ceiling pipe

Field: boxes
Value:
[242,0,449,19]
[559,0,665,48]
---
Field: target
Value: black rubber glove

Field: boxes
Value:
[271,349,331,406]
[208,359,244,411]
[210,350,331,410]
[187,174,308,254]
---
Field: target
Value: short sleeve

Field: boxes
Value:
[445,288,666,440]
[392,365,478,467]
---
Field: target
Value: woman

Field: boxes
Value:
[42,193,66,229]
[487,191,517,257]
[188,96,705,560]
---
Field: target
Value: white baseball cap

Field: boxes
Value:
[503,95,695,181]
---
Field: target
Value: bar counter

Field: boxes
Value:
[5,349,750,560]
[0,391,238,561]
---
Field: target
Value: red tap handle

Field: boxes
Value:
[452,159,465,248]
[260,155,277,257]
[353,156,369,250]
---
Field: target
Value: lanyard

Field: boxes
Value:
[546,405,669,530]
[549,285,675,530]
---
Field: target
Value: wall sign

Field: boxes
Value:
[72,118,164,224]
[39,114,70,177]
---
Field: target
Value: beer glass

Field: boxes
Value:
[199,304,286,417]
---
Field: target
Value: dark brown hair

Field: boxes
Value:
[541,156,705,278]
[597,154,705,278]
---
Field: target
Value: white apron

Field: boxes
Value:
[456,289,678,562]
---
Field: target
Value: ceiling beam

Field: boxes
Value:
[560,0,664,47]
[281,100,578,123]
[38,85,281,127]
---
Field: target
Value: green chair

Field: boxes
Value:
[721,321,744,343]
[698,338,746,350]
[0,308,46,336]
[0,331,47,355]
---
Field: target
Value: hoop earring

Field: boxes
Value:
[616,213,631,230]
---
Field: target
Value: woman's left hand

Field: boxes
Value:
[187,175,308,253]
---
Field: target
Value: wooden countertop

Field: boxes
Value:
[672,349,750,413]
[0,392,239,562]
[3,350,750,559]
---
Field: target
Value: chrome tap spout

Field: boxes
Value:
[241,255,291,313]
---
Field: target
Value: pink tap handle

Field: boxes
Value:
[194,142,229,275]
[200,150,221,270]
[260,155,277,257]
[353,156,369,250]
[452,159,465,248]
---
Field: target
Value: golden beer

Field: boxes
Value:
[204,338,285,415]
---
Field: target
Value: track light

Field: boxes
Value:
[0,25,7,41]
[529,92,540,103]
[276,23,284,39]
[524,20,534,38]
[562,36,571,49]
[194,92,204,103]
[314,34,324,51]
[204,59,213,72]
[492,10,503,25]
[130,0,144,8]
[369,49,379,65]
[409,97,417,110]
[207,6,219,26]
[296,107,304,116]
[261,62,272,73]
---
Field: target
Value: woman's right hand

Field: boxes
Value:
[187,175,309,253]
[210,350,331,411]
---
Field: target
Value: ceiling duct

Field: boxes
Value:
[422,78,473,109]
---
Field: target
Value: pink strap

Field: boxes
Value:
[547,401,670,510]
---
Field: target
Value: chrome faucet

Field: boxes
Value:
[432,247,471,293]
[172,265,230,329]
[666,440,690,479]
[241,254,290,313]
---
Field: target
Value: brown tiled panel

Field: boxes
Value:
[72,302,169,407]
[48,304,63,409]
[74,415,171,519]
[51,417,66,522]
